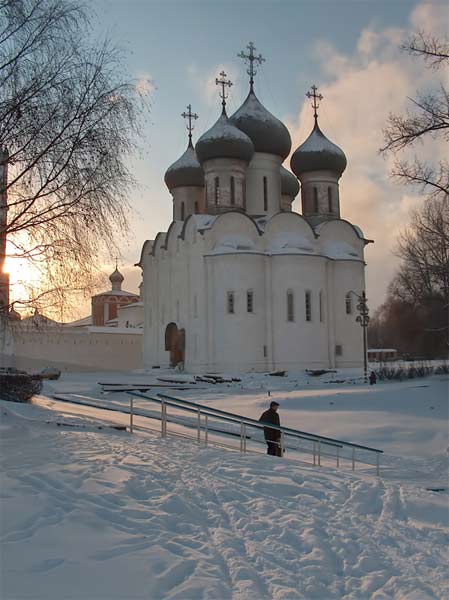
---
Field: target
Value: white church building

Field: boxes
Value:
[138,45,372,373]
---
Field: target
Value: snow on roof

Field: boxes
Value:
[64,316,92,328]
[118,301,144,311]
[93,289,139,298]
[268,233,315,254]
[322,241,359,260]
[212,234,257,253]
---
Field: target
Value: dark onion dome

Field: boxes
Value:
[290,121,347,177]
[280,165,300,197]
[230,91,292,159]
[164,143,204,191]
[196,110,254,164]
[109,267,124,286]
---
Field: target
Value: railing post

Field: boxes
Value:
[205,414,208,447]
[130,396,134,434]
[240,421,244,452]
[376,453,380,477]
[280,431,284,457]
[318,441,321,467]
[243,423,247,453]
[352,447,355,471]
[197,408,201,445]
[313,441,316,466]
[161,400,167,438]
[336,447,340,468]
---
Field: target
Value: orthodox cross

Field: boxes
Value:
[181,104,198,146]
[238,42,265,91]
[215,71,233,111]
[306,85,323,123]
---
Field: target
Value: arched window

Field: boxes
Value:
[230,176,235,206]
[194,201,199,214]
[287,290,294,322]
[214,176,220,205]
[319,291,324,322]
[313,187,318,213]
[227,291,235,314]
[247,290,254,313]
[328,187,332,213]
[345,293,352,315]
[180,202,185,220]
[263,176,268,212]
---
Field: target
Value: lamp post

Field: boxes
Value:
[349,290,370,383]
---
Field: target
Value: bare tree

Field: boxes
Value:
[0,0,150,321]
[381,31,449,201]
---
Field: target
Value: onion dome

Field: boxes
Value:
[109,267,124,291]
[230,91,291,159]
[280,165,299,197]
[290,121,347,177]
[164,142,204,191]
[196,110,254,164]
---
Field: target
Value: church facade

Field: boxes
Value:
[139,45,372,373]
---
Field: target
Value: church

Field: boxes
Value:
[138,44,372,373]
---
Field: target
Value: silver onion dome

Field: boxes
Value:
[164,143,204,191]
[195,110,254,164]
[280,165,300,197]
[290,121,347,177]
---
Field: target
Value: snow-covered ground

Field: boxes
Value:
[1,369,448,599]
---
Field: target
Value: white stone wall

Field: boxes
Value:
[11,326,143,371]
[245,152,282,216]
[142,210,367,373]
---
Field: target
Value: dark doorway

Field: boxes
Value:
[164,322,185,367]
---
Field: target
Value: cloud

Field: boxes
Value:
[187,62,242,119]
[288,2,446,310]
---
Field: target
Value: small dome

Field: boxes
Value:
[280,165,299,198]
[230,91,291,159]
[164,143,204,191]
[290,121,347,177]
[196,111,254,164]
[109,268,124,286]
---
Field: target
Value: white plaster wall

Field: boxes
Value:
[171,186,204,220]
[245,153,282,216]
[117,303,143,327]
[299,170,340,220]
[12,327,143,372]
[203,157,247,212]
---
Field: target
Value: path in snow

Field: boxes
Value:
[1,400,448,600]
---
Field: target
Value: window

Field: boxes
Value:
[313,187,318,213]
[194,201,199,214]
[214,177,220,205]
[227,291,235,314]
[230,176,235,206]
[335,344,343,356]
[345,293,352,315]
[328,187,332,213]
[319,291,324,322]
[263,176,268,212]
[247,290,254,313]
[180,202,185,220]
[193,294,198,318]
[287,290,294,322]
[305,291,312,321]
[176,299,180,322]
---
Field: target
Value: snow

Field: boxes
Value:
[268,233,315,254]
[321,240,359,260]
[165,145,201,172]
[212,234,257,253]
[1,370,448,599]
[296,124,344,156]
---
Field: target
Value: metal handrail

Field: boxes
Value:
[129,391,382,475]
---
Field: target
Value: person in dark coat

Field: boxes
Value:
[369,371,377,385]
[259,401,282,456]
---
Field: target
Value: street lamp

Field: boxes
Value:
[350,290,370,383]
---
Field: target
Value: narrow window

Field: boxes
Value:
[287,290,294,322]
[263,176,268,212]
[328,187,332,213]
[215,176,219,205]
[247,290,254,313]
[180,202,185,220]
[335,344,343,356]
[193,294,198,318]
[194,201,199,214]
[176,299,180,322]
[227,291,235,314]
[319,291,324,322]
[313,187,318,213]
[305,291,312,322]
[230,176,235,206]
[345,293,352,315]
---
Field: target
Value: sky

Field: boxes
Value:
[29,0,449,315]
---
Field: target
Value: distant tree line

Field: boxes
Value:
[370,31,448,358]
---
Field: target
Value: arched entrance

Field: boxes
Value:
[164,322,185,367]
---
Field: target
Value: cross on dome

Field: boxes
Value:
[237,42,265,92]
[306,84,323,123]
[215,71,233,112]
[181,104,198,147]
